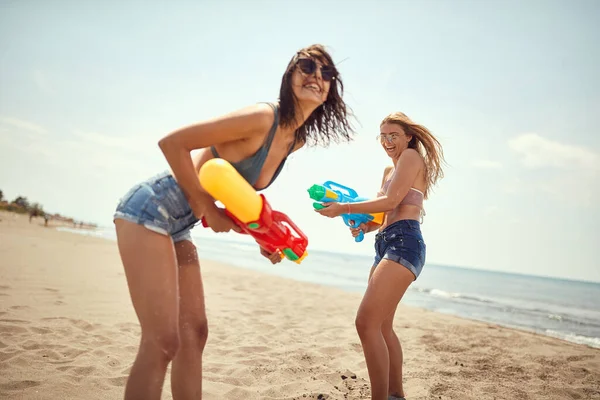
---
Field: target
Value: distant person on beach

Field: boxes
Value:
[112,44,354,400]
[316,112,445,400]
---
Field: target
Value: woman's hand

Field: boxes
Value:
[349,220,369,238]
[260,247,283,264]
[314,202,345,218]
[202,207,241,233]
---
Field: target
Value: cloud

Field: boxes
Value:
[472,159,502,169]
[505,134,600,208]
[508,133,600,170]
[0,116,47,135]
[1,123,159,177]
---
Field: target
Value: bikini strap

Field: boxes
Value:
[262,102,280,152]
[210,102,279,158]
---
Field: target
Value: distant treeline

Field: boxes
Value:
[0,189,97,229]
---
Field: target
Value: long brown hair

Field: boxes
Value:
[381,112,445,198]
[279,44,355,147]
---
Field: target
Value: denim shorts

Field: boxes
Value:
[113,171,200,242]
[373,219,426,280]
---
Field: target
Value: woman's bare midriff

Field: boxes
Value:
[379,204,422,231]
[376,165,426,231]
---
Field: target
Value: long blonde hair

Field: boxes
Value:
[381,112,445,198]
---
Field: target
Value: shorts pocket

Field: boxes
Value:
[151,178,192,222]
[398,235,425,269]
[116,185,143,211]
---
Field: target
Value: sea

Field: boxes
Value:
[57,226,600,349]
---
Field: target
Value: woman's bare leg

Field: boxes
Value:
[364,266,405,398]
[355,259,414,400]
[170,240,209,400]
[382,307,404,398]
[115,220,180,400]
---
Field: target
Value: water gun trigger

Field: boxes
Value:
[346,218,365,243]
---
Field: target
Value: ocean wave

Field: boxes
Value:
[412,286,600,329]
[413,286,494,304]
[56,227,115,239]
[545,330,600,348]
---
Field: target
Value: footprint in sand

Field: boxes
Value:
[72,365,97,375]
[420,332,440,344]
[0,324,28,335]
[566,354,595,362]
[319,346,344,356]
[0,318,29,325]
[20,340,46,351]
[106,376,128,387]
[0,380,41,391]
[252,309,274,316]
[430,381,452,397]
[68,318,96,332]
[30,327,52,335]
[237,345,271,353]
[92,348,108,357]
[9,305,30,311]
[0,349,21,363]
[40,316,68,321]
[116,322,138,333]
[43,287,65,301]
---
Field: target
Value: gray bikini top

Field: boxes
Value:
[210,102,296,190]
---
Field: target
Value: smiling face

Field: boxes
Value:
[291,57,333,106]
[277,44,353,147]
[379,122,412,159]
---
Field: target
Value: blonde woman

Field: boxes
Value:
[316,112,445,400]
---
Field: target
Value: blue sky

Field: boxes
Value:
[1,0,599,283]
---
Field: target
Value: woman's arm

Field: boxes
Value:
[358,165,394,232]
[318,149,423,217]
[158,103,274,217]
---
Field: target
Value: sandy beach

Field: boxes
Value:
[0,210,598,400]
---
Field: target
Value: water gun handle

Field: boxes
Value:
[200,211,247,235]
[356,231,365,242]
[342,215,365,242]
[313,202,366,242]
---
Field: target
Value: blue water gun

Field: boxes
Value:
[307,181,384,242]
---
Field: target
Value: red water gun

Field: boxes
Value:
[198,158,308,264]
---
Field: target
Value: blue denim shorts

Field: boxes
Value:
[113,171,199,242]
[373,219,426,280]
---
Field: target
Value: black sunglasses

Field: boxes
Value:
[296,58,336,82]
